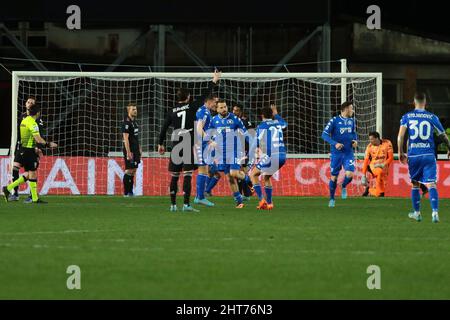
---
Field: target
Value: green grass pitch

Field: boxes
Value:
[0,195,449,299]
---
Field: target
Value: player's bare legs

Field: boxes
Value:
[341,171,354,200]
[426,182,439,223]
[229,170,245,208]
[181,170,199,212]
[169,171,180,211]
[263,175,274,210]
[194,165,214,207]
[408,180,441,222]
[408,180,423,222]
[238,166,253,201]
[250,167,267,210]
[205,171,221,197]
[230,169,251,192]
[329,175,338,207]
[194,165,214,206]
[196,165,208,199]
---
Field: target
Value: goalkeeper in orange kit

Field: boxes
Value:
[361,131,394,197]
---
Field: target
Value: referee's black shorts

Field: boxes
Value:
[17,147,39,171]
[13,142,22,164]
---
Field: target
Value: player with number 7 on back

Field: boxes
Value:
[158,69,221,212]
[397,92,450,223]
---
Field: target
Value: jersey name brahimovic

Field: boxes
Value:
[173,104,190,113]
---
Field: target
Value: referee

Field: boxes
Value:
[3,104,57,204]
[10,96,45,201]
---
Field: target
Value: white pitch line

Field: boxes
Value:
[1,231,450,244]
[0,229,119,236]
[0,227,211,236]
[1,241,448,257]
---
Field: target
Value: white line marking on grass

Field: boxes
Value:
[0,229,119,236]
[1,241,447,257]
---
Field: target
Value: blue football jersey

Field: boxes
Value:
[400,109,445,157]
[322,116,357,154]
[255,114,287,156]
[210,113,248,163]
[196,105,212,130]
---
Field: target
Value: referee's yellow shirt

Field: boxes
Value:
[20,116,40,148]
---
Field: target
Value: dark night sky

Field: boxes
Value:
[1,0,449,36]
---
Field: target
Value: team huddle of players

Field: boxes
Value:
[155,70,287,211]
[3,72,450,222]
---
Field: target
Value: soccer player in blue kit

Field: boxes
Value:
[209,99,251,208]
[194,93,218,207]
[398,92,450,223]
[321,101,358,208]
[249,104,287,210]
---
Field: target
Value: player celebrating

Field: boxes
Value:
[122,103,141,197]
[210,100,251,208]
[397,92,450,223]
[194,93,218,206]
[321,101,358,208]
[249,104,287,210]
[3,104,57,203]
[204,105,221,198]
[361,132,394,197]
[158,70,221,212]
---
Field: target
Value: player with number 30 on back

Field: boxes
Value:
[398,92,450,223]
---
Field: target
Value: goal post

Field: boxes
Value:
[9,71,382,196]
[10,71,19,172]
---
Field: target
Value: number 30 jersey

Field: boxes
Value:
[400,109,445,157]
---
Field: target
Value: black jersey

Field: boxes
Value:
[241,117,255,130]
[121,117,140,153]
[158,81,217,146]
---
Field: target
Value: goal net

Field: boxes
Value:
[9,72,381,197]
